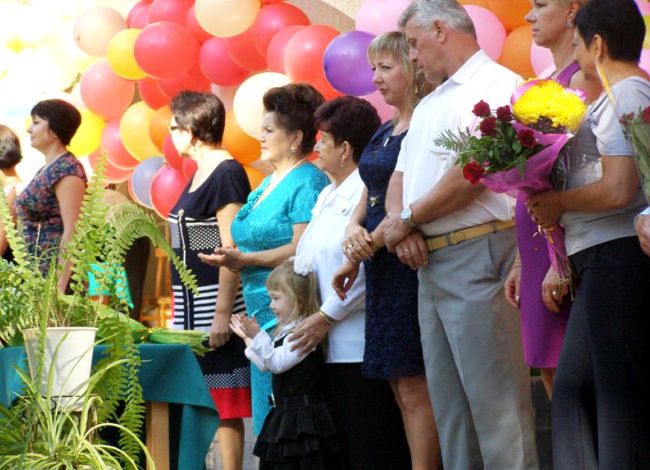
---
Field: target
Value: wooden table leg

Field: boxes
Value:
[146,401,170,470]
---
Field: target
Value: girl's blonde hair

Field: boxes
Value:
[265,258,321,327]
[367,31,433,115]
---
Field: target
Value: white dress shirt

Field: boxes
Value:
[245,321,306,374]
[395,50,521,236]
[295,170,366,363]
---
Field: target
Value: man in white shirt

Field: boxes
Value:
[383,1,538,468]
[635,208,650,256]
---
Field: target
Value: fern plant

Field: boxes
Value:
[0,153,197,466]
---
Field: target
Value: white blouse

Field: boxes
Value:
[295,170,366,363]
[245,321,306,374]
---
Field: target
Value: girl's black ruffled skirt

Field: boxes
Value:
[254,399,346,470]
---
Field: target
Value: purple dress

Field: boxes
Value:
[517,63,578,368]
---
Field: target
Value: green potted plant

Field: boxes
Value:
[0,155,197,466]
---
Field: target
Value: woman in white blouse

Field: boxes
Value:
[291,96,411,469]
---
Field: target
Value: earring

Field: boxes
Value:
[290,147,297,154]
[566,20,573,28]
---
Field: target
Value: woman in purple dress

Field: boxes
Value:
[504,0,600,398]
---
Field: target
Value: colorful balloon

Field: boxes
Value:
[134,21,199,79]
[182,158,198,180]
[223,110,261,165]
[148,0,193,24]
[361,90,396,123]
[131,156,165,208]
[355,0,386,35]
[157,71,211,100]
[499,25,535,79]
[74,6,127,57]
[79,60,135,120]
[69,109,105,157]
[151,165,188,218]
[266,26,304,74]
[244,165,266,190]
[251,3,310,56]
[530,41,554,77]
[127,1,149,27]
[89,151,133,183]
[227,28,268,72]
[324,31,376,96]
[138,77,170,109]
[149,105,172,153]
[129,3,150,29]
[163,134,184,171]
[194,0,260,38]
[102,118,140,170]
[376,0,411,33]
[186,5,213,43]
[464,5,506,61]
[107,28,147,80]
[233,72,291,139]
[199,37,250,87]
[284,25,339,84]
[119,101,160,161]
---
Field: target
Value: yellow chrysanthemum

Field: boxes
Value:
[512,80,588,133]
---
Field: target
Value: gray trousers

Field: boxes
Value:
[418,228,539,470]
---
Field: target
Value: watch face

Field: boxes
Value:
[401,208,411,220]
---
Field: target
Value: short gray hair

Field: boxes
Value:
[399,0,476,37]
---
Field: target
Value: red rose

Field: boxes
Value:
[472,100,491,117]
[517,129,536,148]
[496,105,512,122]
[642,106,650,124]
[462,162,485,184]
[479,117,497,137]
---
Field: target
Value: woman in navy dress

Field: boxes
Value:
[334,32,440,468]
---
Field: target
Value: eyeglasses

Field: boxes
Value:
[168,125,180,132]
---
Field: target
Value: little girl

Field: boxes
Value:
[230,258,344,470]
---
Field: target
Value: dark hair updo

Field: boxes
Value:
[263,84,325,156]
[171,91,226,146]
[0,125,22,170]
[30,99,82,146]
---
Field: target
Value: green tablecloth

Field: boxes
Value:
[0,343,219,470]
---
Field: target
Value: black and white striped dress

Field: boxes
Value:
[168,158,252,419]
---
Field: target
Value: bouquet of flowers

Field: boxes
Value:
[435,79,588,277]
[620,106,650,202]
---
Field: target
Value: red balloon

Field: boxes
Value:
[150,165,188,218]
[130,4,151,29]
[134,21,199,79]
[89,151,133,184]
[262,0,286,3]
[313,75,343,101]
[163,134,183,171]
[138,77,170,109]
[158,71,210,100]
[186,5,212,43]
[102,119,140,170]
[199,37,249,87]
[127,1,150,28]
[266,25,304,73]
[251,4,310,56]
[182,158,198,180]
[148,0,193,24]
[80,60,135,121]
[227,28,267,72]
[284,25,339,83]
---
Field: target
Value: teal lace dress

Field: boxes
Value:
[231,162,329,434]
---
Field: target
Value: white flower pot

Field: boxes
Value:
[23,327,97,409]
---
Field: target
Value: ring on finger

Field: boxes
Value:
[552,289,559,298]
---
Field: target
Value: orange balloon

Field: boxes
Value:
[223,110,261,165]
[149,105,172,153]
[244,165,267,190]
[460,0,530,31]
[498,25,535,79]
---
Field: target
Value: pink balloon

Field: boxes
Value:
[127,1,149,27]
[464,5,506,61]
[129,4,151,29]
[355,0,386,35]
[636,0,650,14]
[200,37,250,86]
[361,90,396,123]
[376,0,411,33]
[102,119,140,170]
[163,134,184,171]
[640,48,650,74]
[530,41,554,77]
[134,21,200,79]
[266,25,304,73]
[158,68,210,100]
[251,3,310,56]
[138,77,170,109]
[150,165,188,218]
[186,5,213,43]
[148,0,193,24]
[80,60,135,121]
[89,151,133,184]
[182,158,198,180]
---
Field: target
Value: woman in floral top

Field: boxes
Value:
[15,99,86,290]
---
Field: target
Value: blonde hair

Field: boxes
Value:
[265,258,321,328]
[367,31,433,117]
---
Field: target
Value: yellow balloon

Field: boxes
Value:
[107,28,147,80]
[195,0,259,38]
[233,72,290,139]
[119,101,159,161]
[69,109,105,156]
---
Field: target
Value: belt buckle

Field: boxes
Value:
[369,195,378,207]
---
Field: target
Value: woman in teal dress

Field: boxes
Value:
[199,83,329,434]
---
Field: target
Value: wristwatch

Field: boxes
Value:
[400,206,417,227]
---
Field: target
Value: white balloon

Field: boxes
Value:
[233,73,291,139]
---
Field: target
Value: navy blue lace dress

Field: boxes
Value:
[358,122,425,379]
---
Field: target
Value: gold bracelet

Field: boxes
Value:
[319,310,336,326]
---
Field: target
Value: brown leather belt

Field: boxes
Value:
[426,220,515,252]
